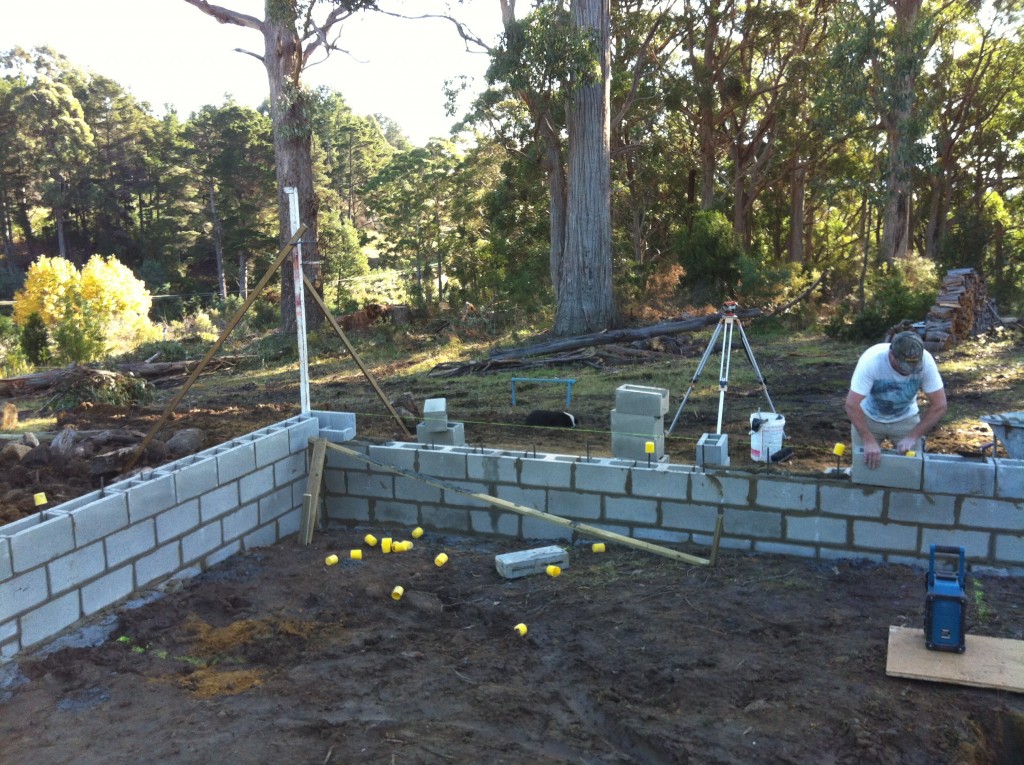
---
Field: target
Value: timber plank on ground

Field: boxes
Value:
[886,626,1024,693]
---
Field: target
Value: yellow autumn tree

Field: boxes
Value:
[13,254,157,363]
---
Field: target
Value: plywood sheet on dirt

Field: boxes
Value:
[886,626,1024,693]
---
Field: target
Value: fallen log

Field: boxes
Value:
[489,309,761,361]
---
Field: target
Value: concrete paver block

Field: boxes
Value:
[421,398,449,432]
[612,433,665,461]
[696,433,730,468]
[417,421,465,446]
[851,449,923,490]
[614,385,670,417]
[922,454,995,496]
[610,410,663,438]
[495,545,570,578]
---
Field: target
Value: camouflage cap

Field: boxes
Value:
[890,331,924,374]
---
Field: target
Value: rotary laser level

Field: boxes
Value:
[924,544,967,653]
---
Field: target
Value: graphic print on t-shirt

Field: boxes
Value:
[865,378,919,420]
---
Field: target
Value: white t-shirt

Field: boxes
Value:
[850,343,943,423]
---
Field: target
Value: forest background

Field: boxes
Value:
[0,0,1022,374]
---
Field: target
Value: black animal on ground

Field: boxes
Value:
[524,410,577,428]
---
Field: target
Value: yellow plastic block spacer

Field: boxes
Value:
[434,553,449,567]
[592,543,606,553]
[325,554,339,566]
[411,527,424,539]
[513,623,528,637]
[391,585,404,600]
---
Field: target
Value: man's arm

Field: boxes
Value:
[896,388,948,453]
[845,390,882,468]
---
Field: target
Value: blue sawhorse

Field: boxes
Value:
[510,377,576,408]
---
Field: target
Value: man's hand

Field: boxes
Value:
[896,437,917,454]
[863,440,882,469]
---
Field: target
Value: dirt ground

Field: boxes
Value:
[1,327,1023,763]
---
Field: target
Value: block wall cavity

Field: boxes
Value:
[321,443,1024,575]
[0,411,355,661]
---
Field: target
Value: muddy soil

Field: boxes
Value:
[2,531,1023,764]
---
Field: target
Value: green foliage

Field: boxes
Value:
[825,257,939,341]
[19,313,50,366]
[44,370,153,413]
[674,211,758,305]
[0,314,32,376]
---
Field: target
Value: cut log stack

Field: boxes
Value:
[921,268,1000,352]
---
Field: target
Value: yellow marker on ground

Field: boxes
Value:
[592,543,606,553]
[381,537,393,553]
[391,585,404,600]
[411,527,424,539]
[514,623,528,637]
[546,565,561,577]
[325,554,339,566]
[350,549,362,560]
[364,534,378,547]
[434,553,448,567]
[833,443,846,457]
[33,492,47,507]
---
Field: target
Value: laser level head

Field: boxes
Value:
[722,301,739,316]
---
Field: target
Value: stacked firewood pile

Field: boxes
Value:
[921,268,1002,350]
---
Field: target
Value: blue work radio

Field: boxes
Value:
[924,545,967,653]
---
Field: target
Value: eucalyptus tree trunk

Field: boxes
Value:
[553,0,616,336]
[789,161,806,264]
[208,180,227,300]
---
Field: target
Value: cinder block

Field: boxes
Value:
[105,520,157,567]
[922,454,995,496]
[660,502,719,533]
[691,472,750,505]
[521,516,573,541]
[495,545,570,578]
[0,568,48,623]
[416,445,468,479]
[756,478,817,511]
[20,591,81,649]
[243,523,280,550]
[546,490,601,520]
[372,500,420,526]
[369,443,418,471]
[786,515,847,544]
[0,537,11,580]
[416,421,465,445]
[10,514,74,573]
[887,491,955,525]
[200,483,241,523]
[81,566,134,615]
[47,542,105,593]
[135,543,182,588]
[610,410,664,438]
[240,465,275,504]
[520,455,574,488]
[253,425,289,467]
[287,415,320,453]
[314,410,356,443]
[631,464,691,500]
[470,509,520,537]
[68,493,129,546]
[850,449,922,490]
[604,496,657,525]
[124,472,177,523]
[174,457,218,502]
[156,500,200,543]
[421,398,449,432]
[996,459,1024,499]
[420,505,470,532]
[259,486,294,523]
[959,497,1024,530]
[275,453,308,485]
[852,520,917,551]
[181,524,222,564]
[216,441,257,483]
[221,504,259,542]
[696,433,730,468]
[819,485,884,519]
[467,451,519,484]
[614,385,670,417]
[612,433,665,461]
[722,508,782,538]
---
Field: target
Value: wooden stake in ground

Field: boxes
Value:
[299,438,328,545]
[319,439,716,567]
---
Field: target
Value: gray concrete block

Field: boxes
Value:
[546,490,601,520]
[786,515,847,545]
[604,496,658,525]
[852,521,917,551]
[754,541,819,558]
[20,591,80,649]
[10,514,74,573]
[200,483,241,524]
[0,537,11,580]
[612,433,665,461]
[520,455,574,488]
[174,457,218,502]
[105,520,156,567]
[326,496,370,523]
[277,508,302,538]
[48,542,105,593]
[349,472,396,499]
[243,523,280,550]
[68,493,129,546]
[467,450,518,484]
[696,433,729,468]
[631,464,691,500]
[441,484,493,509]
[723,508,782,539]
[240,465,275,504]
[253,425,290,467]
[995,534,1024,564]
[81,566,134,615]
[323,467,346,494]
[495,545,569,578]
[614,384,669,417]
[494,485,546,513]
[417,446,468,480]
[48,489,104,514]
[0,513,45,537]
[887,491,956,526]
[323,445,369,473]
[819,485,884,519]
[135,543,182,587]
[420,505,470,532]
[124,472,177,523]
[369,443,418,471]
[288,415,320,453]
[314,410,357,442]
[417,421,465,446]
[0,568,48,622]
[575,459,629,494]
[996,459,1024,499]
[221,504,259,542]
[422,398,448,431]
[959,497,1024,530]
[372,500,420,526]
[216,441,257,483]
[920,530,990,559]
[634,527,691,545]
[156,500,200,544]
[521,515,573,541]
[182,524,222,564]
[755,478,817,511]
[610,410,663,438]
[691,472,751,506]
[275,452,308,486]
[395,475,442,503]
[661,502,720,533]
[470,510,520,537]
[922,454,995,496]
[206,541,241,568]
[851,449,922,490]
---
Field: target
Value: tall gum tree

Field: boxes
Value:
[182,0,375,331]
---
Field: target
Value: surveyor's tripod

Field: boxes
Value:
[666,302,776,436]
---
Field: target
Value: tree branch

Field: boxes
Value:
[180,0,263,31]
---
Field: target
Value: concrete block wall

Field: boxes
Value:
[0,411,354,660]
[321,442,1024,575]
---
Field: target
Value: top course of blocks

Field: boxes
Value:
[615,384,670,418]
